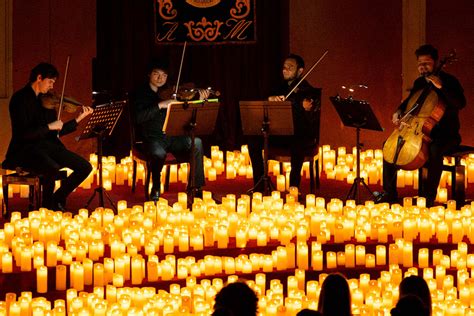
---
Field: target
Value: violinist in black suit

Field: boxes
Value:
[248,54,322,193]
[4,62,93,211]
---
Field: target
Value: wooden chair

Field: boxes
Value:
[1,161,67,219]
[418,144,474,206]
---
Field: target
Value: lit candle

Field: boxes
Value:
[365,254,375,268]
[403,241,413,267]
[312,250,322,271]
[276,175,286,192]
[326,251,337,269]
[418,248,429,268]
[355,245,366,266]
[208,168,217,181]
[20,247,32,271]
[0,246,15,273]
[376,245,386,266]
[94,263,105,286]
[37,265,48,293]
[46,242,57,267]
[56,265,67,290]
[131,256,143,285]
[345,244,355,268]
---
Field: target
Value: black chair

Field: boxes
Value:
[127,102,177,200]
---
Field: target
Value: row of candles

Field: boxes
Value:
[3,266,474,315]
[2,144,473,201]
[1,196,474,260]
[6,240,474,288]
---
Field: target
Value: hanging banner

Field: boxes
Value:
[154,0,256,45]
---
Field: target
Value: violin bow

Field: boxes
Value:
[285,50,329,100]
[57,55,71,120]
[173,41,187,100]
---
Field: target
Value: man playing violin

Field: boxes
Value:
[378,44,466,206]
[4,62,93,211]
[131,60,210,201]
[248,54,321,195]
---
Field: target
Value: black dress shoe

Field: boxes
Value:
[55,202,67,212]
[150,188,160,202]
[374,191,398,204]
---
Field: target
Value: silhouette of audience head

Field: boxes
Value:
[391,294,430,316]
[318,273,351,316]
[297,308,321,316]
[212,281,258,316]
[399,275,432,315]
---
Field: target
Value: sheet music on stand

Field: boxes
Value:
[78,101,125,140]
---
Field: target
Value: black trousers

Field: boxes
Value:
[17,141,93,208]
[383,137,460,203]
[248,135,317,189]
[145,135,205,190]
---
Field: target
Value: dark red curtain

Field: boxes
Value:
[95,0,289,158]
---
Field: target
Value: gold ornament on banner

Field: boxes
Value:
[184,17,223,41]
[158,0,177,20]
[186,0,220,8]
[230,0,251,19]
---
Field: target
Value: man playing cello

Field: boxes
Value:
[377,44,466,207]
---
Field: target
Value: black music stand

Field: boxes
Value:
[79,101,125,211]
[329,96,383,204]
[239,101,293,195]
[163,100,220,202]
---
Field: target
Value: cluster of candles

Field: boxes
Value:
[1,145,474,315]
[1,190,474,314]
[320,145,474,203]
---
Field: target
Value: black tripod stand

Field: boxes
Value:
[163,99,219,204]
[85,126,117,210]
[249,109,275,195]
[240,101,294,196]
[79,101,124,211]
[330,96,383,204]
[346,124,375,203]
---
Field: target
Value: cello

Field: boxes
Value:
[382,51,457,170]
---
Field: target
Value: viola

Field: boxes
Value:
[382,50,457,170]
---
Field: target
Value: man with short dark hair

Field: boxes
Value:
[131,60,209,201]
[378,44,466,206]
[248,54,321,193]
[4,62,93,211]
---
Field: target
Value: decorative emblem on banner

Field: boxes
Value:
[154,0,256,44]
[185,0,220,8]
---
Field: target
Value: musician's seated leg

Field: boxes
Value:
[376,160,399,203]
[51,148,93,209]
[289,139,316,189]
[247,135,264,191]
[169,135,205,190]
[145,138,168,201]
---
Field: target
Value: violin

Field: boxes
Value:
[41,92,83,113]
[158,83,220,101]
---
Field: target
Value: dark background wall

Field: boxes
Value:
[5,0,474,159]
